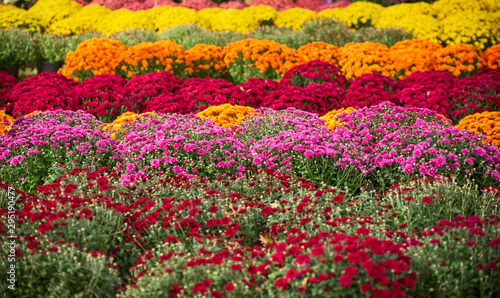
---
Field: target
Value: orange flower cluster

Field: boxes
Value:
[434,43,486,77]
[118,41,192,79]
[483,44,500,69]
[186,44,227,79]
[0,111,15,136]
[223,39,305,84]
[456,111,500,146]
[61,38,126,82]
[339,42,394,80]
[297,42,340,67]
[388,39,443,80]
[319,107,356,130]
[195,104,255,128]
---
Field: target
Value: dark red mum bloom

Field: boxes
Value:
[339,274,352,287]
[37,222,51,234]
[361,283,373,293]
[296,254,312,266]
[274,278,289,291]
[224,283,235,292]
[421,196,433,205]
[286,268,299,280]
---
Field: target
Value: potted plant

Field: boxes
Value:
[37,33,70,73]
[0,28,40,79]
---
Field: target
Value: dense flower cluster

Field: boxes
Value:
[0,110,15,136]
[281,60,347,88]
[70,74,133,122]
[116,113,249,185]
[6,72,78,117]
[456,111,500,147]
[0,110,117,192]
[223,39,305,84]
[185,44,227,79]
[60,38,127,82]
[117,40,191,79]
[320,107,356,130]
[195,104,255,128]
[124,71,183,110]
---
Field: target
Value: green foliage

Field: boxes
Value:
[159,24,222,49]
[64,31,104,54]
[37,33,71,63]
[109,28,158,47]
[0,28,40,70]
[301,18,358,47]
[356,26,414,47]
[247,26,311,49]
[0,238,121,298]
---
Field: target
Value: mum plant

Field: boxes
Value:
[0,110,118,192]
[70,74,133,123]
[37,33,70,65]
[185,44,227,79]
[116,113,251,185]
[61,38,126,82]
[195,104,255,128]
[281,60,347,88]
[223,39,305,85]
[117,40,191,79]
[124,71,183,111]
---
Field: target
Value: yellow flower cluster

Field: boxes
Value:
[196,104,255,128]
[103,112,156,140]
[440,10,499,50]
[483,44,500,69]
[47,5,111,35]
[241,5,278,26]
[432,0,494,20]
[456,111,500,146]
[199,8,259,33]
[95,9,154,36]
[27,0,82,30]
[319,2,383,29]
[274,8,317,31]
[0,5,41,31]
[320,107,356,130]
[374,5,442,44]
[297,42,340,67]
[154,6,211,32]
[0,111,15,136]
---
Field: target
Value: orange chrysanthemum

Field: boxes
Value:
[118,41,192,79]
[388,39,443,80]
[223,39,305,84]
[434,43,486,77]
[483,44,500,69]
[456,111,500,147]
[61,38,126,82]
[0,111,15,136]
[338,42,394,80]
[297,42,340,67]
[186,44,227,79]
